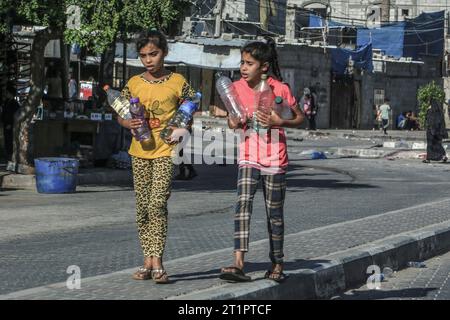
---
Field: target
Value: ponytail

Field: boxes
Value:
[263,36,282,82]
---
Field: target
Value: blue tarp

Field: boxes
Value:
[357,22,405,58]
[356,10,444,59]
[403,11,445,59]
[331,43,374,75]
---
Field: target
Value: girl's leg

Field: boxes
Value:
[234,166,260,256]
[131,157,154,272]
[146,157,174,260]
[221,166,259,281]
[262,172,286,275]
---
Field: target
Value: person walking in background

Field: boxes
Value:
[300,88,317,130]
[423,99,448,163]
[68,72,78,100]
[379,98,391,135]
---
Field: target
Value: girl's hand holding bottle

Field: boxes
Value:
[166,127,189,145]
[121,118,145,137]
[256,110,283,128]
[228,115,242,129]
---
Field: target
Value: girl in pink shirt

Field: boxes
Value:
[219,37,305,283]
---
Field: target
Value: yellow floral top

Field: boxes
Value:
[121,72,196,159]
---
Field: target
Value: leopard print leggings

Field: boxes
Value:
[132,156,174,258]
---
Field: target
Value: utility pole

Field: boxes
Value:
[214,0,224,38]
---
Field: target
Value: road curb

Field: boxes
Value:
[168,222,450,300]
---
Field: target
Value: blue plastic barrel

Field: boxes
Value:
[34,158,79,193]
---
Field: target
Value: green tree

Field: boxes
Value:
[0,1,183,173]
[417,81,445,129]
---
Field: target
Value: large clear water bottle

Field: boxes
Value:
[160,92,202,143]
[129,97,152,142]
[103,85,132,119]
[215,73,245,122]
[253,74,274,131]
[273,96,294,120]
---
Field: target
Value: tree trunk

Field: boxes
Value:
[60,39,70,99]
[10,27,61,174]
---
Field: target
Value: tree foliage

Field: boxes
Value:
[2,0,182,53]
[64,0,179,53]
[417,81,445,128]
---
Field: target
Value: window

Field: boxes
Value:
[402,9,409,17]
[374,89,385,106]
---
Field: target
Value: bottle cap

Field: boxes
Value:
[261,74,268,80]
[275,96,283,104]
[103,84,110,91]
[130,97,140,104]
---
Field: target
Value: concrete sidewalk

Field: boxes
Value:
[193,115,429,141]
[0,166,133,190]
[2,197,450,300]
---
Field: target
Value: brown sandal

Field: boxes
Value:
[132,267,152,280]
[152,269,170,284]
[264,270,287,283]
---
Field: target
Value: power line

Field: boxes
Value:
[194,1,446,47]
[227,0,448,24]
[220,0,447,34]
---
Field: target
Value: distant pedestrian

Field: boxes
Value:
[423,99,448,163]
[397,112,407,130]
[174,128,197,180]
[68,72,78,100]
[300,88,317,130]
[379,98,391,135]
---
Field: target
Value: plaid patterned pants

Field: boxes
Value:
[234,166,287,264]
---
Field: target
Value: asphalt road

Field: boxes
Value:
[1,136,450,295]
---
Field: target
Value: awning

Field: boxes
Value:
[165,41,242,70]
[112,39,244,70]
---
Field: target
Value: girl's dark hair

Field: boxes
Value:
[136,29,168,53]
[241,36,282,81]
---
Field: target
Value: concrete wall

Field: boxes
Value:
[278,44,331,129]
[360,58,443,129]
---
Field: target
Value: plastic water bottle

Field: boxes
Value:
[103,85,132,119]
[273,96,294,120]
[253,74,274,131]
[129,97,152,142]
[407,261,426,268]
[160,92,202,142]
[215,73,245,122]
[382,267,394,278]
